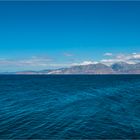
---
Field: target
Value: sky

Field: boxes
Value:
[0,1,140,72]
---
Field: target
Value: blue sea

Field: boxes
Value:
[0,75,140,139]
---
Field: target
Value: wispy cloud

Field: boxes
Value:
[72,61,98,66]
[0,56,53,67]
[0,56,73,70]
[104,52,113,56]
[0,53,140,71]
[101,53,140,65]
[63,52,73,57]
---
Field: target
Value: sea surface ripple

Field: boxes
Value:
[0,75,140,139]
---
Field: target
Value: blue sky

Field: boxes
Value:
[0,1,140,71]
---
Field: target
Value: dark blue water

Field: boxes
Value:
[0,75,140,139]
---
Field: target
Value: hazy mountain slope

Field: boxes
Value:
[3,62,140,74]
[111,62,140,74]
[48,63,115,74]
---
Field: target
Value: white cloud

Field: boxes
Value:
[101,53,140,65]
[132,54,140,59]
[100,59,135,65]
[72,61,98,66]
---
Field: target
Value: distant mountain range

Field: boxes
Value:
[2,62,140,75]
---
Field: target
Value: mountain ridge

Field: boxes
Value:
[1,62,140,75]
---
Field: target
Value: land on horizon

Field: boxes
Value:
[1,62,140,75]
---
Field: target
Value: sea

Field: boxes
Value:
[0,75,140,139]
